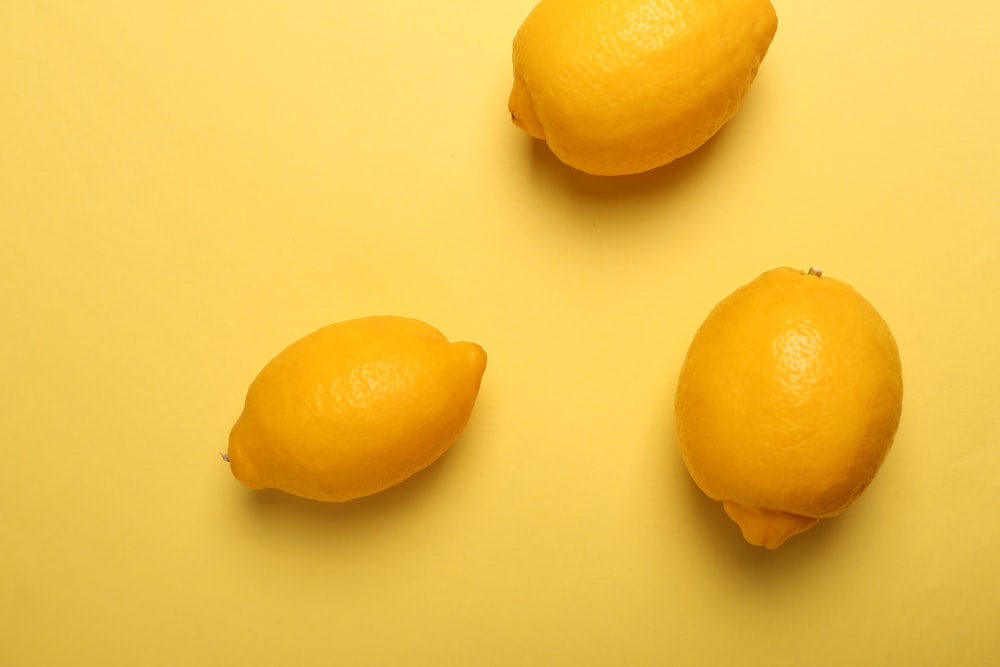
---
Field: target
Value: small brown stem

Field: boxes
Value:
[807,266,823,277]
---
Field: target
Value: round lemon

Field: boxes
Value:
[675,267,903,548]
[226,316,487,502]
[508,0,778,176]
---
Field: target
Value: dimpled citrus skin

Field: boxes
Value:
[227,316,487,502]
[508,0,778,176]
[675,268,903,548]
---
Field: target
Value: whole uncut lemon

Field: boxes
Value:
[226,316,487,502]
[675,268,903,548]
[508,0,778,175]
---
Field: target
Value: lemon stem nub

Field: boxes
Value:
[808,266,823,277]
[221,453,230,462]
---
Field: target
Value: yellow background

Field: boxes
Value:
[3,1,998,664]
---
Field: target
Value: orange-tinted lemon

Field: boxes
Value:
[508,0,778,175]
[227,316,487,502]
[676,267,903,548]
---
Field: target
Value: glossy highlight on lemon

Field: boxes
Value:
[675,267,903,548]
[508,0,778,175]
[226,316,487,502]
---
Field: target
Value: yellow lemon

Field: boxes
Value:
[508,0,778,176]
[675,268,903,548]
[226,316,487,502]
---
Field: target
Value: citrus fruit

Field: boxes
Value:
[226,316,487,502]
[675,267,903,548]
[508,0,778,176]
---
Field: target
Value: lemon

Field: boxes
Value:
[226,316,487,502]
[508,0,778,176]
[675,267,903,548]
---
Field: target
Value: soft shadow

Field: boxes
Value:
[666,431,856,578]
[233,389,495,538]
[239,434,469,531]
[677,464,853,574]
[522,119,736,204]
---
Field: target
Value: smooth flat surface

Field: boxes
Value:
[2,1,998,664]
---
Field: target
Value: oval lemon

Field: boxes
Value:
[676,268,903,548]
[509,0,778,175]
[227,316,487,502]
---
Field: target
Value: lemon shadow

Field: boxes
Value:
[238,387,498,536]
[678,467,853,570]
[521,115,741,207]
[239,429,479,535]
[665,428,856,578]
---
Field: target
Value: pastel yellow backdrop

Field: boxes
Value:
[2,1,997,665]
